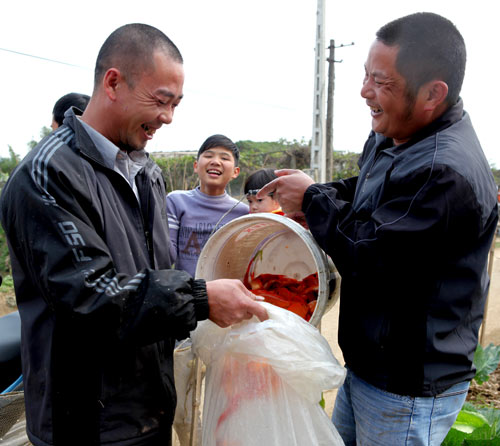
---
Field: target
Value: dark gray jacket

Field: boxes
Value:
[0,109,209,445]
[304,101,498,396]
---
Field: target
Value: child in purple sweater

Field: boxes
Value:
[167,134,248,277]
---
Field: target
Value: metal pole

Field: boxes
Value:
[189,357,203,446]
[310,0,326,182]
[480,235,496,345]
[325,40,335,182]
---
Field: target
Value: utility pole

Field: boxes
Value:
[310,0,326,182]
[325,40,335,182]
[325,40,354,181]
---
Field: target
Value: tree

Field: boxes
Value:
[153,139,312,196]
[234,139,311,195]
[0,146,21,275]
[331,151,360,180]
[0,146,20,178]
[491,166,500,187]
[153,155,198,193]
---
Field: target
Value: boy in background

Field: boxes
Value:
[167,134,248,445]
[244,168,284,214]
[167,133,248,276]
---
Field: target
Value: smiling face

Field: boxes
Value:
[361,40,429,145]
[194,147,240,196]
[113,50,184,151]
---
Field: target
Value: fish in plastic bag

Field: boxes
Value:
[191,302,346,446]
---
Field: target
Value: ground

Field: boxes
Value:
[467,366,500,409]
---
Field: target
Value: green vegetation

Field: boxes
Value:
[0,147,20,186]
[153,139,361,195]
[443,404,500,445]
[491,167,500,186]
[27,126,51,151]
[443,343,500,445]
[0,227,10,276]
[0,148,20,277]
[153,138,319,195]
[154,154,197,193]
[0,274,13,291]
[235,139,311,193]
[474,343,500,385]
[331,151,361,181]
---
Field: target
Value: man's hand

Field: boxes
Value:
[257,169,315,214]
[206,279,269,328]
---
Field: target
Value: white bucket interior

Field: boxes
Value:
[195,213,340,327]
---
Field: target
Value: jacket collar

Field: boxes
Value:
[64,107,111,168]
[375,98,465,154]
[64,107,156,175]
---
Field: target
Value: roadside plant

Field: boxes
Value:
[442,343,500,445]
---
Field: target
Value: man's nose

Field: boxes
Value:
[360,79,373,99]
[159,108,174,125]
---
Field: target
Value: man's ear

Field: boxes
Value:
[232,166,241,179]
[103,68,122,101]
[193,160,199,174]
[424,80,449,111]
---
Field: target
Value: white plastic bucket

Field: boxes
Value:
[195,213,340,327]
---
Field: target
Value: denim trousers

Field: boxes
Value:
[331,369,469,446]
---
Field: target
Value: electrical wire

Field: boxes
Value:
[0,47,89,69]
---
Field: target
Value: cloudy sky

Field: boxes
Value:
[1,0,497,167]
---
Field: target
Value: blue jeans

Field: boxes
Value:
[332,369,469,446]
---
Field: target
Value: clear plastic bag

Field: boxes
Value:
[191,302,346,446]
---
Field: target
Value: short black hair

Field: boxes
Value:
[376,12,466,106]
[52,92,90,127]
[197,134,240,166]
[244,168,277,194]
[94,23,183,89]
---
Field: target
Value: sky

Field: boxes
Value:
[1,0,498,167]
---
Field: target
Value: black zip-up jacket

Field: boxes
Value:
[303,100,498,396]
[0,109,209,446]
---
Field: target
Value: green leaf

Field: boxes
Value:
[319,393,325,409]
[0,274,14,290]
[474,343,500,385]
[469,406,500,438]
[465,422,497,440]
[453,410,490,433]
[463,438,500,445]
[443,427,467,445]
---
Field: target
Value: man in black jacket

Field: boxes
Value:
[0,24,267,446]
[258,12,498,446]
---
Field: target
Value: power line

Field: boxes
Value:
[0,47,89,69]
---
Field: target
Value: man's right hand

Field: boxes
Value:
[206,279,269,328]
[257,169,315,214]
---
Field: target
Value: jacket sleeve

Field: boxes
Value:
[302,164,490,277]
[322,176,358,202]
[1,157,208,347]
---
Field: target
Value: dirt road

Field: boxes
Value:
[320,241,500,417]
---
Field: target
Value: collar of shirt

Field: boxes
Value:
[79,119,148,201]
